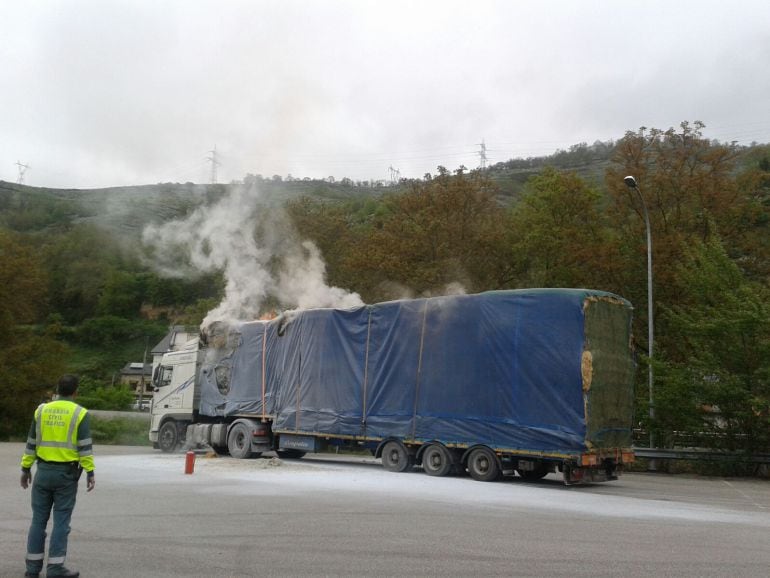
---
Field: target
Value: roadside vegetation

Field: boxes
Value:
[90,416,150,446]
[2,121,768,472]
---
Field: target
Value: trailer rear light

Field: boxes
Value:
[580,453,597,467]
[252,427,267,436]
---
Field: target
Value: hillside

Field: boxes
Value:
[2,136,766,237]
[0,179,387,239]
[0,142,619,236]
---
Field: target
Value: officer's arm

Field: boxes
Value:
[77,412,95,491]
[20,417,37,488]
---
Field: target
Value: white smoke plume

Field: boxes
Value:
[142,185,363,329]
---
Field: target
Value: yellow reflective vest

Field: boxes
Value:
[21,399,95,472]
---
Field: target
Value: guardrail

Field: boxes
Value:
[632,447,770,464]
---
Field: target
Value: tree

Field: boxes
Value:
[0,230,67,438]
[505,167,619,290]
[340,168,508,301]
[604,121,756,364]
[657,237,770,453]
[98,270,146,318]
[733,145,770,280]
[286,196,360,292]
[605,122,744,299]
[76,376,134,410]
[43,225,127,323]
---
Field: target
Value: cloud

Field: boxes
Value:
[2,0,770,187]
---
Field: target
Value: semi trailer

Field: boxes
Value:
[149,288,636,484]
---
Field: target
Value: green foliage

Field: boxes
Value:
[67,318,167,381]
[175,298,221,326]
[657,237,770,452]
[144,271,223,308]
[76,377,134,410]
[98,270,146,317]
[507,167,615,289]
[76,315,138,346]
[606,121,747,311]
[0,182,86,231]
[43,225,127,323]
[335,167,508,300]
[0,229,48,325]
[0,230,68,439]
[0,329,69,439]
[89,416,150,446]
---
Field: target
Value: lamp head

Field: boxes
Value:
[624,176,638,189]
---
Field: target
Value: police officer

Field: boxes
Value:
[20,375,95,578]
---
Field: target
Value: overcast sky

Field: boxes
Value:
[2,0,770,189]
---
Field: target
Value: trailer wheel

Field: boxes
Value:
[227,422,253,459]
[467,447,501,482]
[158,420,179,453]
[422,444,453,477]
[381,441,413,472]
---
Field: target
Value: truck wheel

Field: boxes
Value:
[467,447,501,482]
[381,441,413,472]
[422,444,453,477]
[158,421,179,453]
[518,463,550,481]
[227,422,253,459]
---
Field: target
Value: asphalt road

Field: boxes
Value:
[2,443,769,577]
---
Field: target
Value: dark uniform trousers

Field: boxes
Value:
[26,461,80,576]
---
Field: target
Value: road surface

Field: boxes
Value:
[1,443,768,577]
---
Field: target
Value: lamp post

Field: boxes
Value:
[624,176,655,456]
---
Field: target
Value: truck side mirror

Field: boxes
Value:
[152,365,160,387]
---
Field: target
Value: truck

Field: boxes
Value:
[148,288,636,484]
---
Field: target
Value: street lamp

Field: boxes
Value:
[624,176,655,454]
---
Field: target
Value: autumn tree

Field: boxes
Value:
[505,167,620,290]
[286,196,363,294]
[339,167,509,301]
[605,121,753,356]
[0,230,67,438]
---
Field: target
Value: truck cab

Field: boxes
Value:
[149,346,201,452]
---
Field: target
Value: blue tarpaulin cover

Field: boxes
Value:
[198,289,635,455]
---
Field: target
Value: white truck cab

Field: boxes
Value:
[149,345,201,451]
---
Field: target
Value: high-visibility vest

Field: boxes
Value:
[34,400,88,463]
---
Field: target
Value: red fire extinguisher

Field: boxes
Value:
[184,450,195,475]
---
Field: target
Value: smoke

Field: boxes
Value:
[442,282,467,296]
[278,240,364,310]
[142,184,362,329]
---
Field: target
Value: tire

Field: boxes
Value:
[422,444,453,477]
[276,449,306,459]
[517,463,550,481]
[381,441,413,473]
[158,420,179,453]
[467,447,501,482]
[227,422,253,459]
